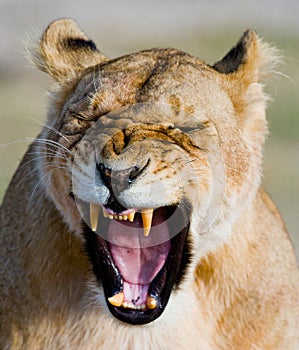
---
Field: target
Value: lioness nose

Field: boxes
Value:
[96,163,141,194]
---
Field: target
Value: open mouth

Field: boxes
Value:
[81,201,191,325]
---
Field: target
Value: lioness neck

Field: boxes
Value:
[194,189,298,349]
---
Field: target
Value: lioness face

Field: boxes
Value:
[34,19,268,324]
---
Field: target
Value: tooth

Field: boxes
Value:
[128,211,135,222]
[103,208,109,218]
[123,301,128,308]
[118,215,123,220]
[90,203,101,231]
[108,292,124,307]
[123,215,128,221]
[141,304,146,310]
[146,295,157,309]
[141,208,154,236]
[108,214,113,220]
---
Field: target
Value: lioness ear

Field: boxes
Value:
[213,30,280,144]
[213,29,279,86]
[213,30,279,121]
[213,30,260,75]
[33,18,108,83]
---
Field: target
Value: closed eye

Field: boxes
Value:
[71,112,90,121]
[176,124,205,133]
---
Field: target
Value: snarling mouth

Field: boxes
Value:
[81,201,191,325]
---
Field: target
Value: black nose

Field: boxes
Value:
[96,163,142,194]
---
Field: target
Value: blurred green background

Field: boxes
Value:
[0,0,298,258]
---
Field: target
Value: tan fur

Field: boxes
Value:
[0,19,298,349]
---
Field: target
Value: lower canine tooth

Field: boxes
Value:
[90,203,101,231]
[146,296,157,309]
[108,292,124,307]
[141,208,154,237]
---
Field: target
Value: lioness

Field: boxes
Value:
[0,19,298,350]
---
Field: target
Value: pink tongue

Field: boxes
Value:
[108,208,170,304]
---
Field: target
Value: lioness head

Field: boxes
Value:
[32,19,275,324]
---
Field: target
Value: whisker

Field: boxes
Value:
[72,167,94,180]
[17,162,69,187]
[184,158,198,165]
[30,144,68,155]
[0,139,33,148]
[29,166,70,202]
[30,138,71,154]
[27,151,68,159]
[181,157,250,178]
[26,116,71,143]
[16,156,56,174]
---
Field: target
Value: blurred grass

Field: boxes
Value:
[0,30,298,258]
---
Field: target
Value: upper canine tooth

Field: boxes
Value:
[108,292,124,307]
[128,211,135,222]
[90,203,101,232]
[141,208,154,237]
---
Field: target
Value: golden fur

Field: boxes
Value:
[0,19,298,349]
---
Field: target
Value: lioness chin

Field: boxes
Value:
[0,19,298,350]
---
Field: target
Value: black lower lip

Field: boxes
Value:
[83,206,191,325]
[109,303,162,325]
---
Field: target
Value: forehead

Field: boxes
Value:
[65,48,231,122]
